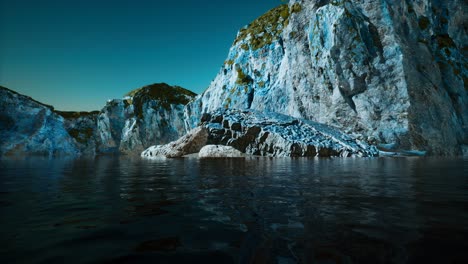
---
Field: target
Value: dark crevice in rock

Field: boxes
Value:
[339,88,357,112]
[247,88,255,109]
[367,22,384,60]
[278,37,285,54]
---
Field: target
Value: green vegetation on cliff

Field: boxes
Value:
[234,4,293,50]
[128,83,196,118]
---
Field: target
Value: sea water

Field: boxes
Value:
[0,156,467,263]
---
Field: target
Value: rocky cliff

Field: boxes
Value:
[3,0,466,157]
[185,0,467,156]
[0,84,196,156]
[0,87,79,156]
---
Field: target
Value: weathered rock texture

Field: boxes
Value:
[185,0,468,156]
[201,109,378,157]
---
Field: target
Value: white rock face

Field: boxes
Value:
[198,145,244,158]
[185,0,468,156]
[96,83,196,154]
[141,127,208,158]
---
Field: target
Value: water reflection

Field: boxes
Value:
[0,156,467,263]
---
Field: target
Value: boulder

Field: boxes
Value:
[198,145,244,158]
[141,127,208,158]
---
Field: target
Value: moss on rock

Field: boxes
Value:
[234,4,290,51]
[291,3,302,13]
[236,68,253,86]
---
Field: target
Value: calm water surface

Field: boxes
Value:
[0,157,467,264]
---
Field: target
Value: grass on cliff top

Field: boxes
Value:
[127,83,197,118]
[125,83,196,101]
[234,4,292,50]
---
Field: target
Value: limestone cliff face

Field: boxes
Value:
[0,84,195,156]
[185,0,467,155]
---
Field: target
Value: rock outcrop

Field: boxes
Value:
[202,109,378,157]
[143,109,377,158]
[185,0,468,156]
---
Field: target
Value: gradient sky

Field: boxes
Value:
[0,0,282,111]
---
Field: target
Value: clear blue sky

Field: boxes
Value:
[0,0,281,111]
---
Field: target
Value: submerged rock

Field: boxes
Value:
[185,0,468,156]
[198,145,244,158]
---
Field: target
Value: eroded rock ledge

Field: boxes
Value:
[142,109,378,158]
